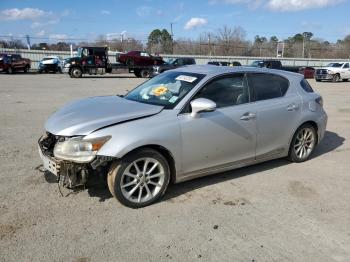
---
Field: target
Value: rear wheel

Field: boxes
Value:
[107,148,170,208]
[288,124,317,163]
[70,67,82,78]
[140,69,150,78]
[134,69,141,78]
[332,74,340,82]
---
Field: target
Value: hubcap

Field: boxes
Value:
[73,69,80,77]
[294,127,315,159]
[120,158,165,203]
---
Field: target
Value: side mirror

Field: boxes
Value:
[190,98,216,117]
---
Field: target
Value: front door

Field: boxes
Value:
[178,73,256,176]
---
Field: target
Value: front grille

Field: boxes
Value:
[38,132,57,157]
[316,69,327,75]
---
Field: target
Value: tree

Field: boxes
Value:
[147,29,172,53]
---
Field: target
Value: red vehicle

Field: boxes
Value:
[299,67,315,79]
[118,51,164,66]
[0,53,31,73]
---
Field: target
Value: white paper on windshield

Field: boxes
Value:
[169,96,178,103]
[175,75,197,83]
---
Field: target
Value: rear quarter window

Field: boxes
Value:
[300,79,314,93]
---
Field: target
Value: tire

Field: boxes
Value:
[134,69,141,78]
[107,148,170,208]
[140,69,150,78]
[7,67,13,74]
[23,65,29,73]
[70,67,82,78]
[342,79,348,82]
[332,74,340,83]
[126,58,134,66]
[315,79,321,82]
[288,124,317,163]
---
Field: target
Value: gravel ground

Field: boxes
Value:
[0,73,349,262]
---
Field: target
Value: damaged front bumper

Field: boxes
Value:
[38,133,114,189]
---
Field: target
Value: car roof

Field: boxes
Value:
[42,56,59,59]
[171,65,302,79]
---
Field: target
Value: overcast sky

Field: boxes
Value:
[0,0,349,43]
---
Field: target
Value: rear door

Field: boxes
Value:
[246,73,301,159]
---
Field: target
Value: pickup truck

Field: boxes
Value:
[0,53,31,73]
[315,62,350,82]
[152,57,196,76]
[250,59,300,73]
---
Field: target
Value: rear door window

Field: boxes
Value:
[247,73,289,101]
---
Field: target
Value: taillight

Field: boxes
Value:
[315,97,323,107]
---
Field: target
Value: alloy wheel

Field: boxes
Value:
[120,157,165,204]
[293,127,315,160]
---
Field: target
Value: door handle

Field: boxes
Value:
[287,104,298,111]
[240,112,256,121]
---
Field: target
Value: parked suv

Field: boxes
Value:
[315,62,350,82]
[152,57,196,76]
[0,53,31,73]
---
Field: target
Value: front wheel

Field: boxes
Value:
[332,74,340,82]
[107,149,170,208]
[70,67,82,78]
[288,124,317,163]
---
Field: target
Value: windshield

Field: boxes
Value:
[326,63,343,68]
[250,61,263,67]
[125,71,205,109]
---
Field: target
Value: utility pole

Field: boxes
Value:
[208,34,211,57]
[170,23,174,54]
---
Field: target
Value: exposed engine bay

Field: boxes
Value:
[38,133,114,196]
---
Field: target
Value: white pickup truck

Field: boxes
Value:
[315,62,350,82]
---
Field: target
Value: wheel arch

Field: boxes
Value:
[289,120,319,149]
[121,144,177,184]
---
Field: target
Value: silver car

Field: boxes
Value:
[38,66,327,208]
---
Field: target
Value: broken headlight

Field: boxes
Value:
[53,136,111,163]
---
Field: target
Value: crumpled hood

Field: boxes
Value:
[45,96,163,136]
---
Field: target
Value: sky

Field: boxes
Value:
[0,0,349,44]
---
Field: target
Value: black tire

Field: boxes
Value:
[332,74,340,83]
[342,79,348,82]
[140,69,150,78]
[315,79,321,82]
[23,65,29,73]
[70,67,82,78]
[288,124,317,163]
[126,58,134,66]
[107,148,170,208]
[134,69,141,78]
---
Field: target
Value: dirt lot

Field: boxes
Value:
[0,73,349,262]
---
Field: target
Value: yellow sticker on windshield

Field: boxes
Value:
[152,86,168,96]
